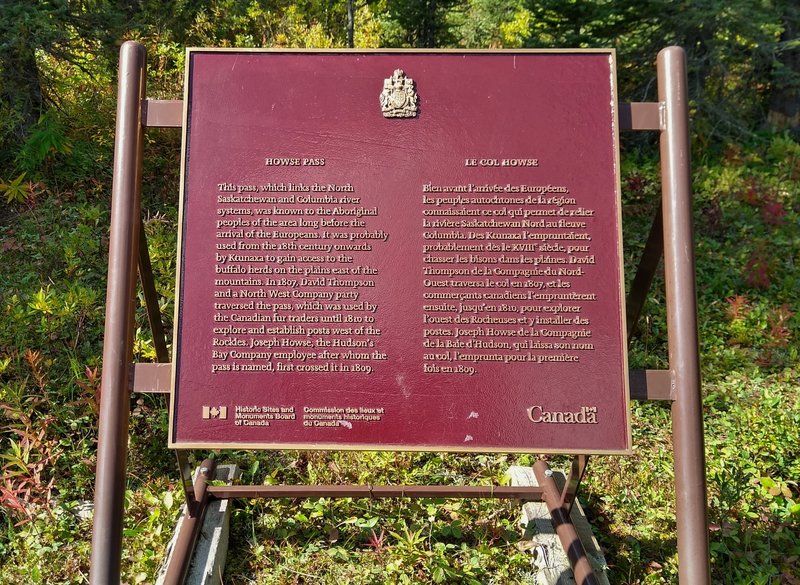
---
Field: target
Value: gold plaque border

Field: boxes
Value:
[169,48,631,456]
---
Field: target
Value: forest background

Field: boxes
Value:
[1,1,799,583]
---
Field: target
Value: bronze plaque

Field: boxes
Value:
[170,50,631,453]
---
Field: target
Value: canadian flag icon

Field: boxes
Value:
[202,406,228,420]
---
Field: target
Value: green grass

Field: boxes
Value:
[1,136,799,584]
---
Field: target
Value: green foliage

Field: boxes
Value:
[16,110,73,177]
[220,452,534,584]
[520,0,795,142]
[382,0,461,47]
[449,0,533,48]
[0,173,30,204]
[703,376,800,582]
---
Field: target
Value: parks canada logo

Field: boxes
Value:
[526,405,598,424]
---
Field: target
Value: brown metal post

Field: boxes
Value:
[533,460,600,585]
[625,210,664,338]
[206,484,543,499]
[138,222,170,363]
[90,41,147,585]
[176,449,200,510]
[560,454,589,516]
[162,460,217,585]
[657,46,711,584]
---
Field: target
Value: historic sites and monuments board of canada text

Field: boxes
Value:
[169,50,631,453]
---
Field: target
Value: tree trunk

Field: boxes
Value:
[0,39,44,141]
[768,5,800,132]
[347,0,354,48]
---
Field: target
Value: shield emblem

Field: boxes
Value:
[390,88,407,109]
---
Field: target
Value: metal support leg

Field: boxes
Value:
[533,460,600,585]
[138,221,170,363]
[90,41,147,585]
[560,455,589,516]
[162,459,217,585]
[176,450,198,510]
[625,210,664,339]
[657,46,711,585]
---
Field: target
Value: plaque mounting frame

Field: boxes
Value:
[90,43,710,585]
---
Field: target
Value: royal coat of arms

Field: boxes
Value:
[380,69,418,118]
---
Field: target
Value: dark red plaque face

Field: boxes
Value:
[170,50,630,453]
